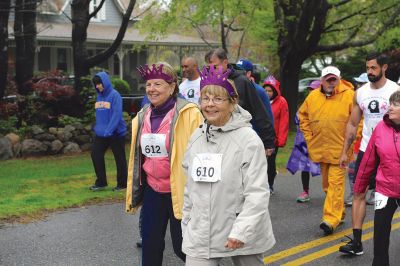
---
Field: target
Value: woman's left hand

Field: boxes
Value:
[224,238,244,249]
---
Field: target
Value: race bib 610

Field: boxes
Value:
[191,153,222,182]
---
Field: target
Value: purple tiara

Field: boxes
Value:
[200,66,236,97]
[137,64,174,82]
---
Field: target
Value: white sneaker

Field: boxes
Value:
[344,194,353,207]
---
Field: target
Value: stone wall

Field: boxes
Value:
[0,123,132,160]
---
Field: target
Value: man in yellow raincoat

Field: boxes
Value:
[298,66,354,235]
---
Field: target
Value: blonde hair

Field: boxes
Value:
[154,61,179,97]
[200,80,238,104]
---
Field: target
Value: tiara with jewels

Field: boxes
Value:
[137,64,174,82]
[200,66,236,97]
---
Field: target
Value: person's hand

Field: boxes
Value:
[339,153,348,169]
[224,238,244,250]
[265,148,274,156]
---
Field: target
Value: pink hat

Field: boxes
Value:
[308,80,321,90]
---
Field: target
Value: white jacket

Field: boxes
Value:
[182,105,275,259]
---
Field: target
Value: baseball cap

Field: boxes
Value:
[321,66,341,79]
[354,73,368,83]
[236,59,253,72]
[308,80,321,90]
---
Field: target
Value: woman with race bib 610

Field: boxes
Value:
[181,66,275,266]
[125,62,203,266]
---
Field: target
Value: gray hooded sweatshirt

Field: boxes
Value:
[182,105,275,259]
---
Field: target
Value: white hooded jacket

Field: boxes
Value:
[182,105,275,259]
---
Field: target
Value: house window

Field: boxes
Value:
[57,48,67,72]
[114,54,120,75]
[38,47,51,71]
[89,0,106,22]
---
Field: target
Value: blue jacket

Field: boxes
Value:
[94,72,127,137]
[252,82,274,134]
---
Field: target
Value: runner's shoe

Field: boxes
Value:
[339,236,364,255]
[320,221,333,235]
[296,191,310,203]
[344,194,353,207]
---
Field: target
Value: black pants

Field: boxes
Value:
[373,197,400,266]
[267,148,279,188]
[301,171,310,191]
[91,135,127,188]
[353,151,376,189]
[141,186,185,266]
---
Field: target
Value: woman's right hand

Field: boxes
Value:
[224,238,244,250]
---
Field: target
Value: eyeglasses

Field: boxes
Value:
[200,97,229,105]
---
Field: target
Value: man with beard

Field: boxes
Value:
[179,57,201,104]
[339,52,400,256]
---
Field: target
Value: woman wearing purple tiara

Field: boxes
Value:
[125,62,203,266]
[181,66,275,265]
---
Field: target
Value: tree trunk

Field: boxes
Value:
[71,0,91,92]
[0,0,11,99]
[279,54,303,131]
[71,0,136,92]
[14,0,37,95]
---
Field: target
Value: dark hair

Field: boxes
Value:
[206,48,228,63]
[92,76,102,85]
[389,90,400,105]
[366,51,388,66]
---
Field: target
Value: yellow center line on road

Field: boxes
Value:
[264,212,400,265]
[282,221,400,266]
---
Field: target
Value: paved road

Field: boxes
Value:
[1,172,399,266]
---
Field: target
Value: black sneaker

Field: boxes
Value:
[89,185,107,191]
[113,186,126,191]
[339,236,364,255]
[320,221,334,235]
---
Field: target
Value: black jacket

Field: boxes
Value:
[229,66,275,149]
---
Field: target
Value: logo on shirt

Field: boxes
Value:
[95,101,111,109]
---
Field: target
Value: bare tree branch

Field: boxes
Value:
[88,0,105,19]
[325,3,397,32]
[131,1,155,20]
[86,0,136,66]
[330,0,352,8]
[182,16,214,47]
[316,5,400,52]
[324,24,360,34]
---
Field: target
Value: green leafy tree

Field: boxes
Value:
[138,0,266,60]
[272,0,400,127]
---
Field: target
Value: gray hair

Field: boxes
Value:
[389,90,400,105]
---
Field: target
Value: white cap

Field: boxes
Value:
[321,66,341,78]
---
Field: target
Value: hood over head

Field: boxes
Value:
[263,75,281,99]
[94,71,113,95]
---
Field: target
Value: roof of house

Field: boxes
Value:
[9,22,218,47]
[38,0,143,18]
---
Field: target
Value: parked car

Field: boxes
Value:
[298,77,320,92]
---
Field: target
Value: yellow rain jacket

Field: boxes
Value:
[298,80,354,164]
[125,98,203,219]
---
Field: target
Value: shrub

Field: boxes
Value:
[111,77,131,95]
[79,77,97,124]
[58,115,83,127]
[0,116,18,135]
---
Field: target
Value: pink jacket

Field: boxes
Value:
[354,114,400,198]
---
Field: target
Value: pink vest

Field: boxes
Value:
[141,105,175,193]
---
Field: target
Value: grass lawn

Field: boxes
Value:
[0,149,126,222]
[0,131,296,222]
